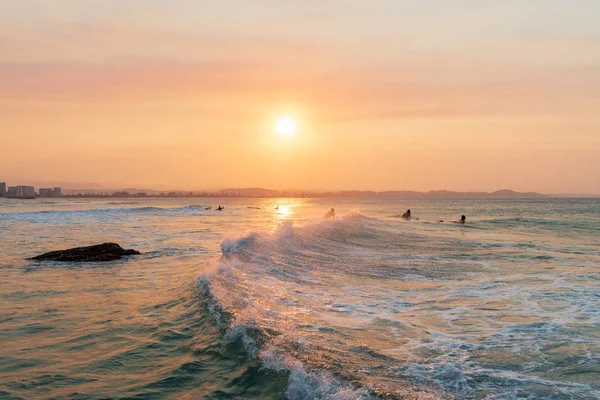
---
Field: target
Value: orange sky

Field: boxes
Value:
[1,1,599,193]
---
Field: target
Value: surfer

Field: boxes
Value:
[324,208,335,219]
[401,209,411,220]
[453,215,466,224]
[216,206,224,211]
[205,206,212,210]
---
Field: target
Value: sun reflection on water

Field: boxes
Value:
[260,199,309,228]
[277,205,292,217]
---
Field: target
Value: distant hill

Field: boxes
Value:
[209,188,549,198]
[57,186,575,199]
[218,188,281,197]
[319,189,548,199]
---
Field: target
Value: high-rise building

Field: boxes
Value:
[39,187,61,197]
[14,186,35,198]
[7,187,17,198]
[39,188,53,197]
[0,182,6,197]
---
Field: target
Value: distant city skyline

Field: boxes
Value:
[0,180,62,198]
[1,177,598,198]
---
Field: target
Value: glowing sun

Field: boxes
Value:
[274,115,297,137]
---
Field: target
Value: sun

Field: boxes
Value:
[274,115,297,137]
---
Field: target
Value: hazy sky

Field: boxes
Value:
[1,1,599,193]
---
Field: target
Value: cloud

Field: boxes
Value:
[1,57,599,123]
[1,19,599,121]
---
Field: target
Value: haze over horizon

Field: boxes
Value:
[2,1,600,193]
[2,175,598,197]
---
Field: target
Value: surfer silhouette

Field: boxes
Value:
[401,209,411,220]
[453,215,466,224]
[324,208,335,219]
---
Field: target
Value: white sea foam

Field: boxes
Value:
[197,211,600,398]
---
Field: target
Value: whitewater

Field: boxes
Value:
[1,197,599,399]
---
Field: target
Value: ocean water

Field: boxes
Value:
[1,197,599,399]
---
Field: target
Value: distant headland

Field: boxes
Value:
[27,188,598,199]
[3,179,598,199]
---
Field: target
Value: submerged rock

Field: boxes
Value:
[29,242,141,262]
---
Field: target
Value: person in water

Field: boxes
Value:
[324,208,335,219]
[216,206,224,211]
[401,209,411,220]
[453,215,466,224]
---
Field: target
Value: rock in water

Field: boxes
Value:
[29,243,141,262]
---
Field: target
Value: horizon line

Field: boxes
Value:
[54,187,600,197]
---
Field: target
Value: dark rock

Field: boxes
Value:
[29,243,141,262]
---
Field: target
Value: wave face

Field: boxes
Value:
[202,213,600,399]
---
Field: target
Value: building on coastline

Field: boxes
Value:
[6,185,35,198]
[0,182,6,197]
[39,188,53,197]
[18,186,35,198]
[39,187,62,197]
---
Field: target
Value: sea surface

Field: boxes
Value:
[1,197,599,399]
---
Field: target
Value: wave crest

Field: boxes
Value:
[1,204,208,218]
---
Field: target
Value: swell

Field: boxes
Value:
[0,281,289,400]
[475,216,600,233]
[0,205,208,218]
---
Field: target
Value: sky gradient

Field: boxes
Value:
[1,1,599,193]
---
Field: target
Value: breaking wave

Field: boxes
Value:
[197,213,600,399]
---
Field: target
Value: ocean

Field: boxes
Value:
[1,197,599,399]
